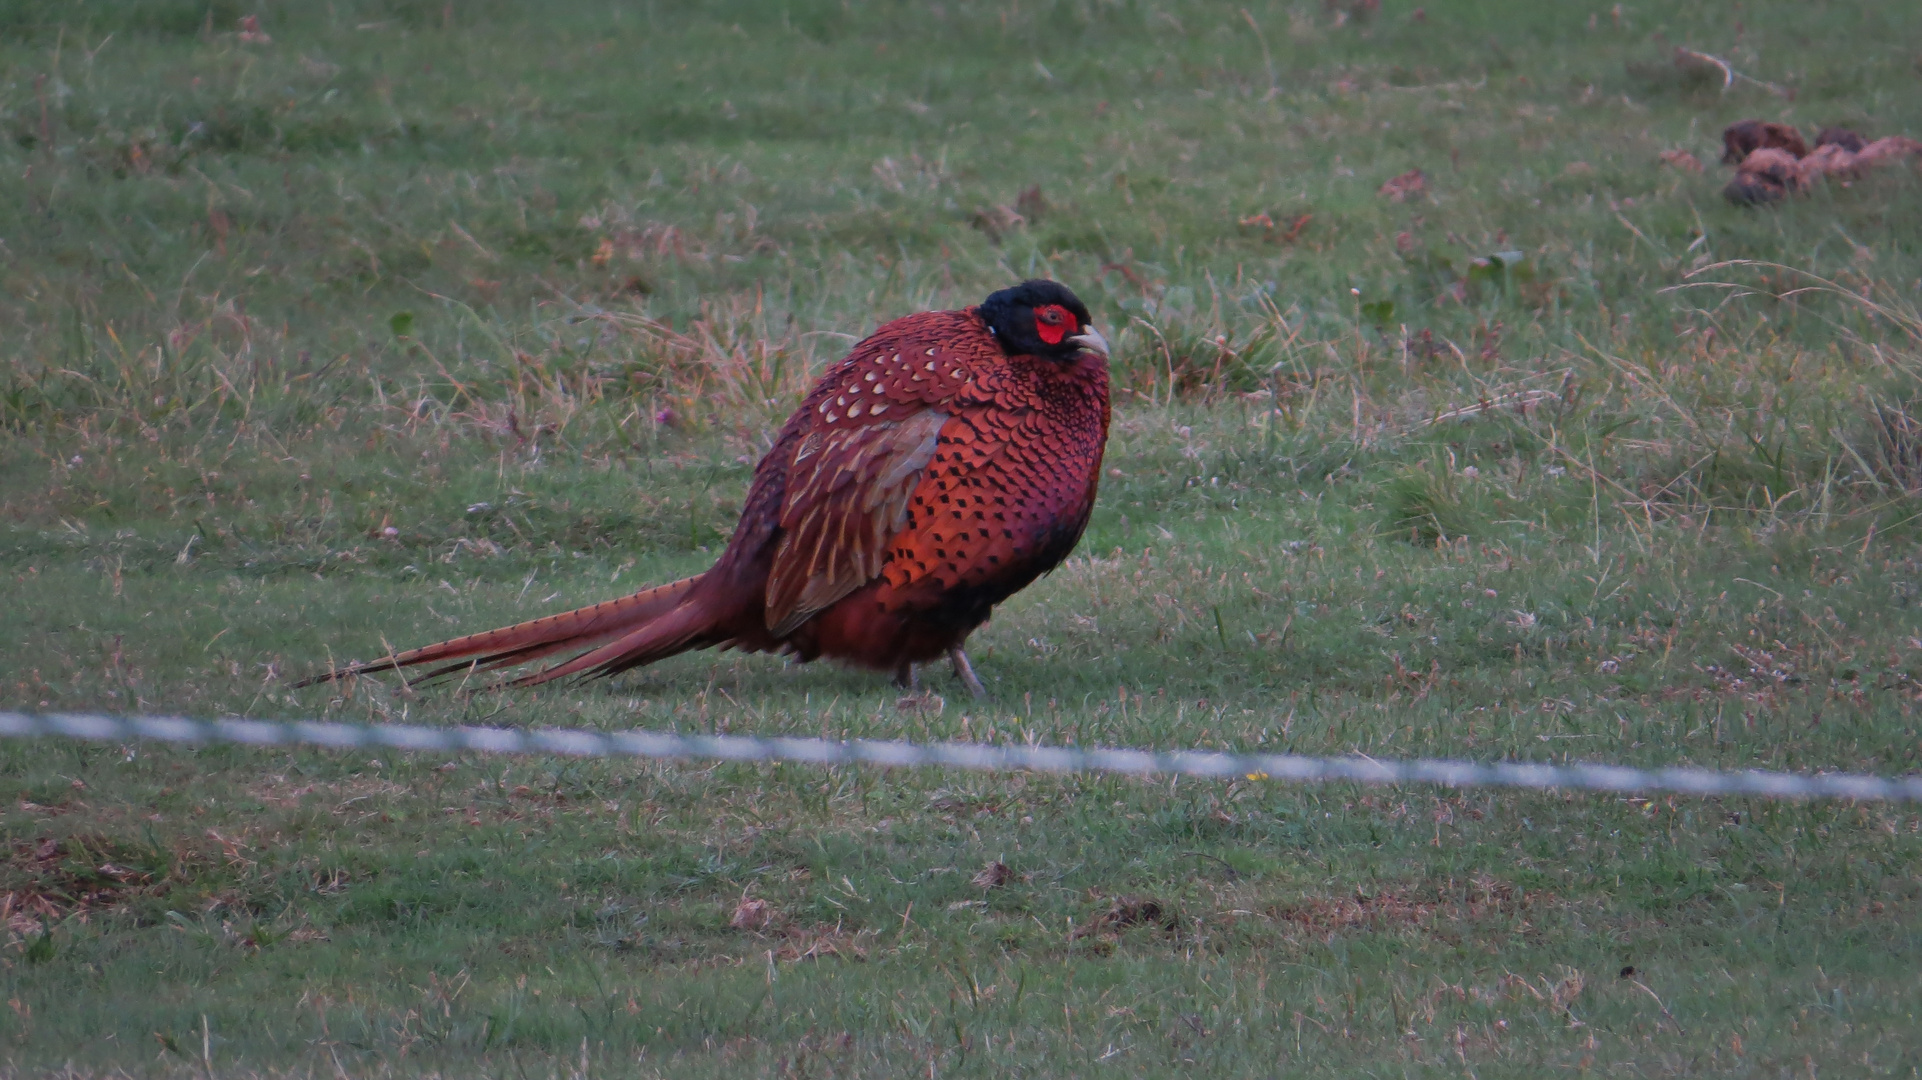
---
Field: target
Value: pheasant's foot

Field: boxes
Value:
[894,660,919,692]
[948,647,987,699]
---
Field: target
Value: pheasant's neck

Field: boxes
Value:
[1017,350,1110,426]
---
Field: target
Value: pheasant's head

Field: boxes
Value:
[979,279,1109,361]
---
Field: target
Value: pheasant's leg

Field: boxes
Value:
[948,647,987,699]
[894,660,919,692]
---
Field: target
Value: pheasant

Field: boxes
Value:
[299,280,1111,698]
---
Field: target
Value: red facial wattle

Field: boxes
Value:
[1033,304,1073,345]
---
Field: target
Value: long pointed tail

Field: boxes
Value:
[294,573,712,689]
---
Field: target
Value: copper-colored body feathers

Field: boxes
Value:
[301,285,1111,695]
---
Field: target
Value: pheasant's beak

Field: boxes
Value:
[1068,327,1110,357]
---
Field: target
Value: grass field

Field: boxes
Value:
[5,0,1922,1074]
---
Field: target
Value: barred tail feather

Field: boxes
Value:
[506,599,720,686]
[294,574,706,688]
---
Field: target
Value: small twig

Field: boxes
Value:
[1614,211,1673,262]
[1626,977,1685,1034]
[34,73,54,155]
[1674,47,1733,89]
[1674,47,1790,98]
[1424,388,1565,425]
[1732,577,1786,602]
[1240,9,1277,96]
[447,220,498,261]
[1101,260,1152,294]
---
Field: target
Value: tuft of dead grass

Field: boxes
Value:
[2,834,165,931]
[727,895,871,961]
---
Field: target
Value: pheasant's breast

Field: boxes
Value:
[876,352,1108,609]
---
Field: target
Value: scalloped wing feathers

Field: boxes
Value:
[765,408,948,635]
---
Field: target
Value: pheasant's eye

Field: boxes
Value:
[1033,304,1074,345]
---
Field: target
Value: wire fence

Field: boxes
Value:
[2,710,1919,802]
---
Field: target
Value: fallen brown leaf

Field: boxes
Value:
[1658,149,1704,174]
[1015,184,1048,223]
[729,896,778,932]
[970,205,1025,243]
[1378,169,1427,202]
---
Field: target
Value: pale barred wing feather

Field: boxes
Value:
[764,409,948,635]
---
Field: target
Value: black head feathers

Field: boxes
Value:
[978,280,1105,361]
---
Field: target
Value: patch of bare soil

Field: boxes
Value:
[1276,889,1441,933]
[1269,875,1544,940]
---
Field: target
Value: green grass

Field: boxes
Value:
[5,0,1922,1075]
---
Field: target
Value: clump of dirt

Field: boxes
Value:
[1725,147,1806,205]
[1716,118,1922,205]
[1073,895,1178,939]
[1721,120,1809,163]
[971,861,1011,890]
[1816,126,1866,154]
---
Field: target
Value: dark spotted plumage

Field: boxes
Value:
[298,280,1111,697]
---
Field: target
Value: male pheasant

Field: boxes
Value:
[300,280,1111,697]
